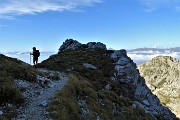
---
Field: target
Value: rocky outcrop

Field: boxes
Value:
[87,42,107,50]
[58,39,82,52]
[138,56,180,118]
[112,49,139,85]
[112,51,176,119]
[83,63,97,70]
[58,39,107,53]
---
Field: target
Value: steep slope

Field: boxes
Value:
[138,56,180,118]
[37,39,177,120]
[0,54,69,120]
[0,54,39,119]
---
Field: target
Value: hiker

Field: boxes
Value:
[30,47,40,65]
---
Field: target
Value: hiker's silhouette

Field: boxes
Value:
[30,47,40,65]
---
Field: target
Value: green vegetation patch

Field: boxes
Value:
[0,54,42,82]
[48,74,156,120]
[37,48,114,77]
[48,74,83,120]
[0,54,45,119]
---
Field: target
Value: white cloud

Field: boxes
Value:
[0,0,102,19]
[139,0,180,12]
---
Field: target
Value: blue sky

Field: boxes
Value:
[0,0,180,52]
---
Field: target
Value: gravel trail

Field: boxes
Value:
[12,69,69,120]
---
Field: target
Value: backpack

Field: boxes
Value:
[36,50,40,57]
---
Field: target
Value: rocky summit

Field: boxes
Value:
[0,39,178,120]
[58,39,107,53]
[138,56,180,118]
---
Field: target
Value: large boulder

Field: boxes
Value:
[83,63,97,70]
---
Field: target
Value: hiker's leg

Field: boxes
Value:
[34,57,38,65]
[33,57,35,65]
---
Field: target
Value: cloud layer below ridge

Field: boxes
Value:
[128,50,180,65]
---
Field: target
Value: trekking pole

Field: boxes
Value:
[30,53,31,65]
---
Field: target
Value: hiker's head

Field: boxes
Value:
[33,47,36,50]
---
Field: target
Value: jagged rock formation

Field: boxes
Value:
[138,56,180,118]
[58,39,106,53]
[37,40,177,120]
[112,50,176,120]
[111,49,139,84]
[58,39,82,52]
[87,42,107,50]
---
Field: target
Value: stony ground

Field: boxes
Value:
[12,69,69,120]
[138,56,180,118]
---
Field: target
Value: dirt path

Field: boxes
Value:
[12,69,69,120]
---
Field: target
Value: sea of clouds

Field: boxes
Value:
[127,50,180,65]
[1,51,56,65]
[1,49,180,65]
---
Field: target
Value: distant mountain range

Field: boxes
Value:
[127,47,180,65]
[128,47,180,53]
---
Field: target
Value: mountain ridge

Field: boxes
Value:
[128,47,180,52]
[37,39,177,119]
[0,39,178,119]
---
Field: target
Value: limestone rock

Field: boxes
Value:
[87,42,107,50]
[111,51,176,119]
[58,39,107,53]
[0,111,3,116]
[105,84,112,90]
[112,49,139,85]
[83,63,97,70]
[111,49,127,59]
[58,39,82,52]
[138,56,180,118]
[39,100,48,107]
